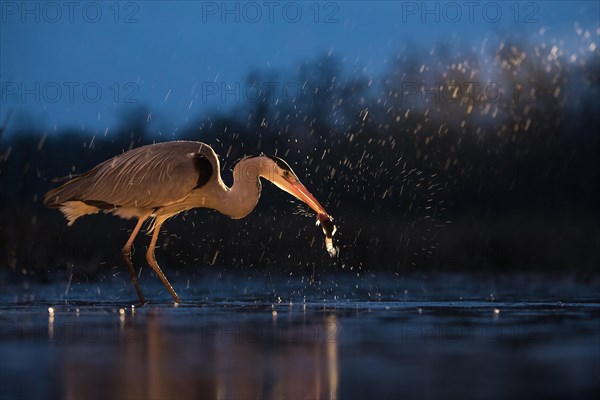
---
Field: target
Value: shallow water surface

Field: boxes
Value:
[1,273,599,399]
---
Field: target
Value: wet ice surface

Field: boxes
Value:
[1,272,599,400]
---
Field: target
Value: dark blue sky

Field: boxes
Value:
[1,1,598,136]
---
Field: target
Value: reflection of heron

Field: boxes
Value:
[45,141,332,303]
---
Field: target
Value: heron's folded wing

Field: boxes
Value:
[47,142,214,209]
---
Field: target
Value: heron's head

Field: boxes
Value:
[244,155,329,215]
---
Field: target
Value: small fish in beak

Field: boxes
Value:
[317,213,338,257]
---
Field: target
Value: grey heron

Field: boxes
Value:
[44,141,336,304]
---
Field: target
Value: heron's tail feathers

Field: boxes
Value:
[58,201,100,226]
[45,177,99,225]
[44,176,86,208]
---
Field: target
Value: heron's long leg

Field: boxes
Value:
[146,220,181,303]
[122,216,148,304]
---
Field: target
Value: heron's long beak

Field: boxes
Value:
[286,181,328,216]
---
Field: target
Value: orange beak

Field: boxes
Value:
[288,181,329,216]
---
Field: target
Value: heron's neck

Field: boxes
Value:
[219,157,263,219]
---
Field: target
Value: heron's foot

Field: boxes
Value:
[136,298,148,307]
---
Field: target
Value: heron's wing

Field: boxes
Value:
[45,141,216,209]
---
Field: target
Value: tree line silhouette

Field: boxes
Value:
[1,36,598,280]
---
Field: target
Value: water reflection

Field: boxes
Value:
[3,276,599,399]
[47,307,55,342]
[61,310,339,399]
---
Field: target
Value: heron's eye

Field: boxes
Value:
[282,170,296,181]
